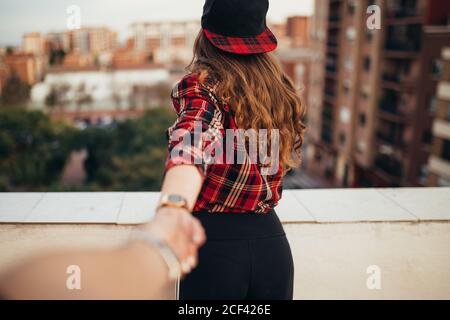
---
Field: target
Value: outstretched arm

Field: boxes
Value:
[0,208,205,300]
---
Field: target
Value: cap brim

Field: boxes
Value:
[203,27,278,55]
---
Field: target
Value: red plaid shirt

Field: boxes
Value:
[165,74,283,214]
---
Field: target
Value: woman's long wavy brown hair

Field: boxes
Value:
[188,31,306,173]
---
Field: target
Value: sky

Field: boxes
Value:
[0,0,314,46]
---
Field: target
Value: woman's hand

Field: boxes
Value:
[140,208,206,274]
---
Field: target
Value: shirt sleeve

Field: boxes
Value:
[165,96,223,177]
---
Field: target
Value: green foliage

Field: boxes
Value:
[0,74,30,106]
[76,107,175,191]
[0,109,74,190]
[49,49,66,65]
[0,107,176,192]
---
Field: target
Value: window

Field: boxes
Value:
[419,164,428,183]
[366,31,374,43]
[339,132,347,145]
[346,27,357,43]
[360,86,370,100]
[422,129,432,145]
[314,151,322,162]
[356,141,366,153]
[359,113,367,126]
[348,0,357,15]
[340,107,351,124]
[343,86,350,96]
[363,57,371,71]
[428,96,437,113]
[431,59,443,78]
[438,177,450,187]
[443,140,450,161]
[344,57,353,71]
[343,80,351,96]
[447,102,450,121]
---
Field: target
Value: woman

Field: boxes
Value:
[157,0,306,300]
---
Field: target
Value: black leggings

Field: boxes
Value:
[180,210,294,300]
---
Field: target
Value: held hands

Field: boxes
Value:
[140,207,206,276]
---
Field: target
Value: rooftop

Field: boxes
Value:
[1,188,449,299]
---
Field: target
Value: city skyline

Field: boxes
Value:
[0,0,314,46]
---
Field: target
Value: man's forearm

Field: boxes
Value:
[0,242,170,300]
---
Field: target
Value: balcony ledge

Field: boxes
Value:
[1,188,449,224]
[1,188,450,299]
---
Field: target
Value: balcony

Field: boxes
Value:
[432,119,450,141]
[325,64,337,74]
[379,92,415,122]
[384,25,422,54]
[385,0,422,23]
[429,156,450,181]
[437,82,450,101]
[381,73,417,89]
[1,188,450,299]
[375,154,404,179]
[376,132,407,149]
[379,106,411,123]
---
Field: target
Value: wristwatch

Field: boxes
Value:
[157,194,190,212]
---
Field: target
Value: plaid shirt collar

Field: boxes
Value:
[171,73,230,113]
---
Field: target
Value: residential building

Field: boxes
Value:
[4,53,38,85]
[428,47,450,186]
[22,32,45,56]
[129,21,200,65]
[0,56,10,93]
[286,16,310,48]
[70,27,118,54]
[111,48,150,68]
[306,0,450,188]
[45,32,71,53]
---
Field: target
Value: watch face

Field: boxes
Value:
[167,194,184,204]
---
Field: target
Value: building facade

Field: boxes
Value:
[428,47,450,186]
[129,21,200,65]
[306,0,450,188]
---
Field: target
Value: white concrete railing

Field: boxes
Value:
[1,188,450,224]
[1,188,450,299]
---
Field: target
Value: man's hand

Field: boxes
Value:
[141,208,206,274]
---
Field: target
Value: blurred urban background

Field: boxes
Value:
[0,0,449,192]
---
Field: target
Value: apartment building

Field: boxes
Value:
[428,47,450,186]
[306,0,450,187]
[3,53,38,85]
[369,0,450,187]
[129,21,200,65]
[22,32,45,56]
[70,27,118,54]
[286,16,310,48]
[0,56,9,93]
[276,16,313,104]
[305,0,376,186]
[303,0,329,179]
[45,32,71,53]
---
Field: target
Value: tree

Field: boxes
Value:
[74,107,176,191]
[45,84,70,112]
[0,106,176,192]
[5,47,14,55]
[49,49,66,65]
[0,73,30,107]
[0,109,73,190]
[75,83,93,110]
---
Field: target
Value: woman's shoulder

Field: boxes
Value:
[171,73,228,111]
